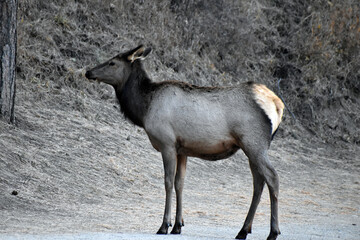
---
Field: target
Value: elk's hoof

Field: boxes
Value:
[235,229,248,239]
[156,228,168,234]
[267,230,280,240]
[156,223,171,235]
[170,222,182,234]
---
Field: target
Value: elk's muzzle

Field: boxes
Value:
[85,70,95,80]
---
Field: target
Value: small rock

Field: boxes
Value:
[11,190,18,196]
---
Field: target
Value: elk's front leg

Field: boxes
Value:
[171,154,187,234]
[157,147,177,234]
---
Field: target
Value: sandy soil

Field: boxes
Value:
[0,80,359,239]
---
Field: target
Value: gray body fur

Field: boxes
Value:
[85,45,283,240]
[145,84,271,160]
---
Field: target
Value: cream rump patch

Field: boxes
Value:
[252,84,284,135]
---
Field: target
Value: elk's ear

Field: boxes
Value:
[142,47,152,58]
[127,45,151,62]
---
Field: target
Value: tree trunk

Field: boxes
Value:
[0,0,17,123]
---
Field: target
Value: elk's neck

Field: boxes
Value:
[115,67,153,128]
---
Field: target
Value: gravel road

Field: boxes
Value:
[2,223,359,240]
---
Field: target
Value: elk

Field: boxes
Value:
[85,45,284,240]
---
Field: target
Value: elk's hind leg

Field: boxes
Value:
[263,157,281,240]
[171,154,187,234]
[237,148,280,240]
[236,161,265,239]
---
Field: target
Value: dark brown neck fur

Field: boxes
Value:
[115,61,154,128]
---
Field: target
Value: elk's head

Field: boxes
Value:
[85,45,151,87]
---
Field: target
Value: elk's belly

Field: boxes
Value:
[177,138,240,161]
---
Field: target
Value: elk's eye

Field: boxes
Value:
[109,62,115,66]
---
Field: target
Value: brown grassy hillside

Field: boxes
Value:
[16,0,360,144]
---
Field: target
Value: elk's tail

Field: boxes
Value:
[251,83,285,137]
